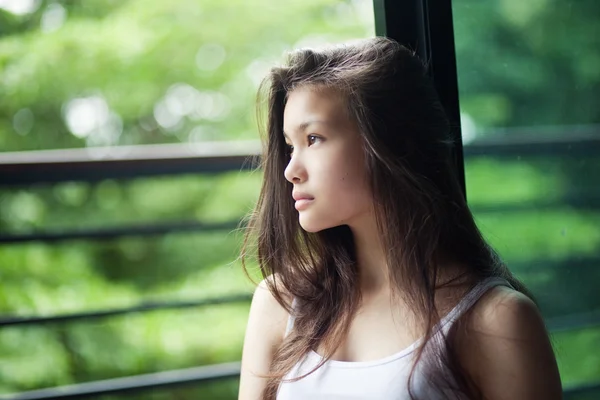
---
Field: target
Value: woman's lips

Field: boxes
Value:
[294,198,314,211]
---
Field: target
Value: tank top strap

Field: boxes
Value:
[438,276,514,329]
[285,277,513,336]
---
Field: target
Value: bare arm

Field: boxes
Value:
[457,286,562,400]
[239,278,290,400]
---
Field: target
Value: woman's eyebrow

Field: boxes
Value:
[283,120,329,138]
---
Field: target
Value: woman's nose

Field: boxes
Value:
[284,154,306,183]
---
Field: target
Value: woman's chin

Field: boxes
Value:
[299,223,322,233]
[298,217,330,233]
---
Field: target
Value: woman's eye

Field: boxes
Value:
[307,135,320,146]
[286,144,294,155]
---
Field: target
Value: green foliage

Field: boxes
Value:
[0,0,374,397]
[453,0,600,129]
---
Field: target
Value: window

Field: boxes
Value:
[453,0,600,396]
[0,1,374,398]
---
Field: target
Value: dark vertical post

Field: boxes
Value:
[373,0,466,199]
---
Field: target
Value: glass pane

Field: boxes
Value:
[452,0,600,392]
[0,0,375,396]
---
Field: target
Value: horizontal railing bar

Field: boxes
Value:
[0,141,261,187]
[0,220,242,244]
[0,141,262,164]
[564,381,600,397]
[0,294,253,328]
[1,129,599,186]
[470,195,600,213]
[0,362,596,399]
[2,290,598,334]
[510,255,600,273]
[546,310,600,333]
[464,124,600,158]
[2,195,600,244]
[1,256,598,328]
[0,362,241,400]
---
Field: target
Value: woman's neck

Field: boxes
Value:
[349,212,390,295]
[349,212,472,301]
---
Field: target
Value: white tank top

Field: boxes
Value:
[276,277,513,400]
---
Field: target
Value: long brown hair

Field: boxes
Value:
[242,36,531,399]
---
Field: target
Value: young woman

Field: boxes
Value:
[238,37,562,399]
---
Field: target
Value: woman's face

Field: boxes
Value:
[283,86,373,233]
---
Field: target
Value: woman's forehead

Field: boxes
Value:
[283,88,350,135]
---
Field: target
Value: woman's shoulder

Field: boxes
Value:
[250,274,293,341]
[453,282,544,345]
[454,284,562,399]
[256,273,294,308]
[240,275,292,398]
[467,284,539,333]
